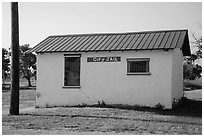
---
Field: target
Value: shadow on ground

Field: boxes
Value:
[43,98,202,118]
[76,98,201,117]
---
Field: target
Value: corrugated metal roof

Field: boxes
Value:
[29,29,191,56]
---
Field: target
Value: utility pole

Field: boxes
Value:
[10,2,19,115]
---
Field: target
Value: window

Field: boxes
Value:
[64,55,80,87]
[127,58,150,75]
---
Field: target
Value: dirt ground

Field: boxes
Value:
[2,107,202,135]
[2,88,202,135]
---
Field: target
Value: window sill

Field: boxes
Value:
[63,86,81,89]
[127,72,151,75]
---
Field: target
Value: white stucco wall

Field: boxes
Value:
[36,49,182,108]
[171,48,184,104]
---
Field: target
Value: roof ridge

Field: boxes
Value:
[48,29,188,37]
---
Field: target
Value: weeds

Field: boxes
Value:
[36,98,201,117]
[154,103,164,110]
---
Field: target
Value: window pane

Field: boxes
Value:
[64,57,80,86]
[128,60,149,73]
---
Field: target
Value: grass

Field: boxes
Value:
[2,78,36,114]
[2,77,36,91]
[183,77,202,91]
[2,106,202,135]
[2,78,202,135]
[2,89,202,135]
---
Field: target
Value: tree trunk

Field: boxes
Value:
[27,77,32,87]
[26,70,32,87]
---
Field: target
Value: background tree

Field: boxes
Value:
[183,35,202,80]
[2,48,10,84]
[19,44,36,87]
[192,34,202,59]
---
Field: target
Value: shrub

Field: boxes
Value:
[172,97,190,109]
[97,100,107,107]
[154,103,164,110]
[45,103,51,108]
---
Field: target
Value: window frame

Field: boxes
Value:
[126,58,151,75]
[63,54,81,88]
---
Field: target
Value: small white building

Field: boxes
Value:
[30,29,191,109]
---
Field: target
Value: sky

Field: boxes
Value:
[2,2,202,52]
